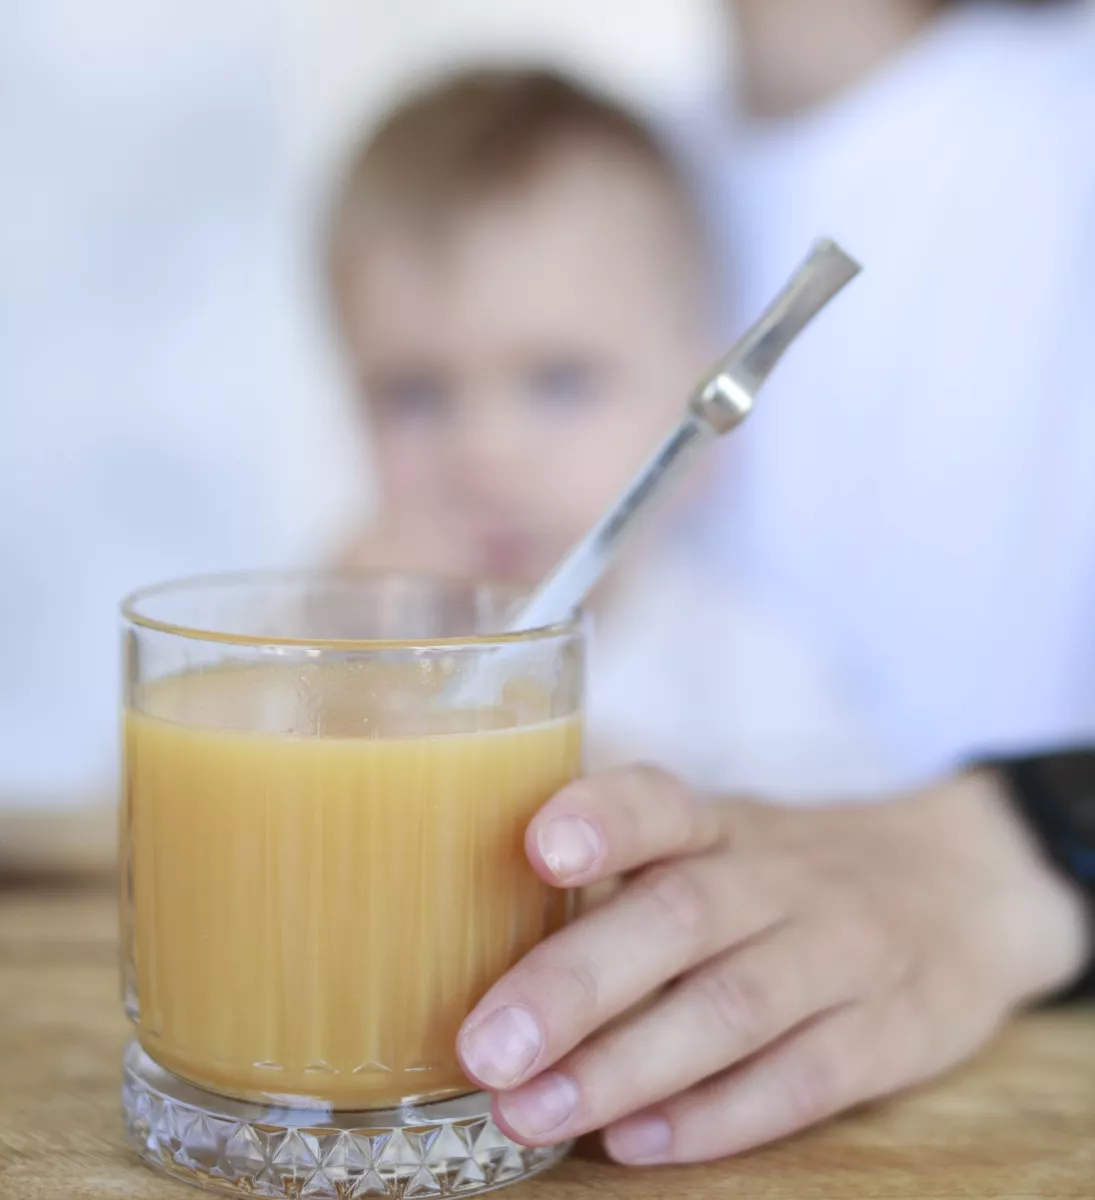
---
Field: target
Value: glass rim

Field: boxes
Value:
[120,568,581,651]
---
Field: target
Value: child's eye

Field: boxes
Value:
[371,374,447,422]
[526,358,599,408]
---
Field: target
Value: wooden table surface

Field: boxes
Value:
[2,884,1093,1200]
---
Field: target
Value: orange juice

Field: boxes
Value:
[123,663,581,1108]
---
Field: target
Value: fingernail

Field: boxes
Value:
[537,816,602,880]
[605,1114,672,1164]
[459,1005,542,1088]
[497,1072,579,1139]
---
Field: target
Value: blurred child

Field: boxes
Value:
[326,68,887,794]
[328,69,709,584]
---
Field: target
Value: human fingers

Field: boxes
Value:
[526,764,723,888]
[457,847,779,1093]
[602,996,932,1164]
[493,914,862,1145]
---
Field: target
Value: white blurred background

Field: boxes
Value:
[5,0,1094,836]
[0,0,725,810]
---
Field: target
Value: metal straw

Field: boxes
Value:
[508,238,860,632]
[451,238,861,703]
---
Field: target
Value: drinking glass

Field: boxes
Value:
[120,571,584,1199]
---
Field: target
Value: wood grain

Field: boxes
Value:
[2,886,1093,1200]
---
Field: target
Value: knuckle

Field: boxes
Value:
[843,912,889,973]
[550,777,598,814]
[827,895,902,988]
[776,1048,841,1127]
[634,762,690,810]
[523,946,600,1015]
[629,763,700,853]
[691,960,770,1045]
[636,863,708,943]
[611,780,650,859]
[564,956,600,1014]
[630,761,682,797]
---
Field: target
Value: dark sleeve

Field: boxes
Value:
[991,752,1095,1002]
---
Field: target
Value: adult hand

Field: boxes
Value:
[457,766,1089,1163]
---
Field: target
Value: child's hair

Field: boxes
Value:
[327,66,704,294]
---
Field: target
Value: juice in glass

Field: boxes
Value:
[120,573,583,1199]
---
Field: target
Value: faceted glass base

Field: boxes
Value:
[122,1042,570,1198]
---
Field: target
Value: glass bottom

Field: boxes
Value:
[122,1042,570,1198]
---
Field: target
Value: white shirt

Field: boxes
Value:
[588,554,896,799]
[605,0,1095,798]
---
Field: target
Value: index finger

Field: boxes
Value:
[526,764,723,888]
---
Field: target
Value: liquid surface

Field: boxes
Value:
[124,664,581,1108]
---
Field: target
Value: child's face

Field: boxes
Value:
[338,147,709,585]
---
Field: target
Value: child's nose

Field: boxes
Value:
[450,408,531,496]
